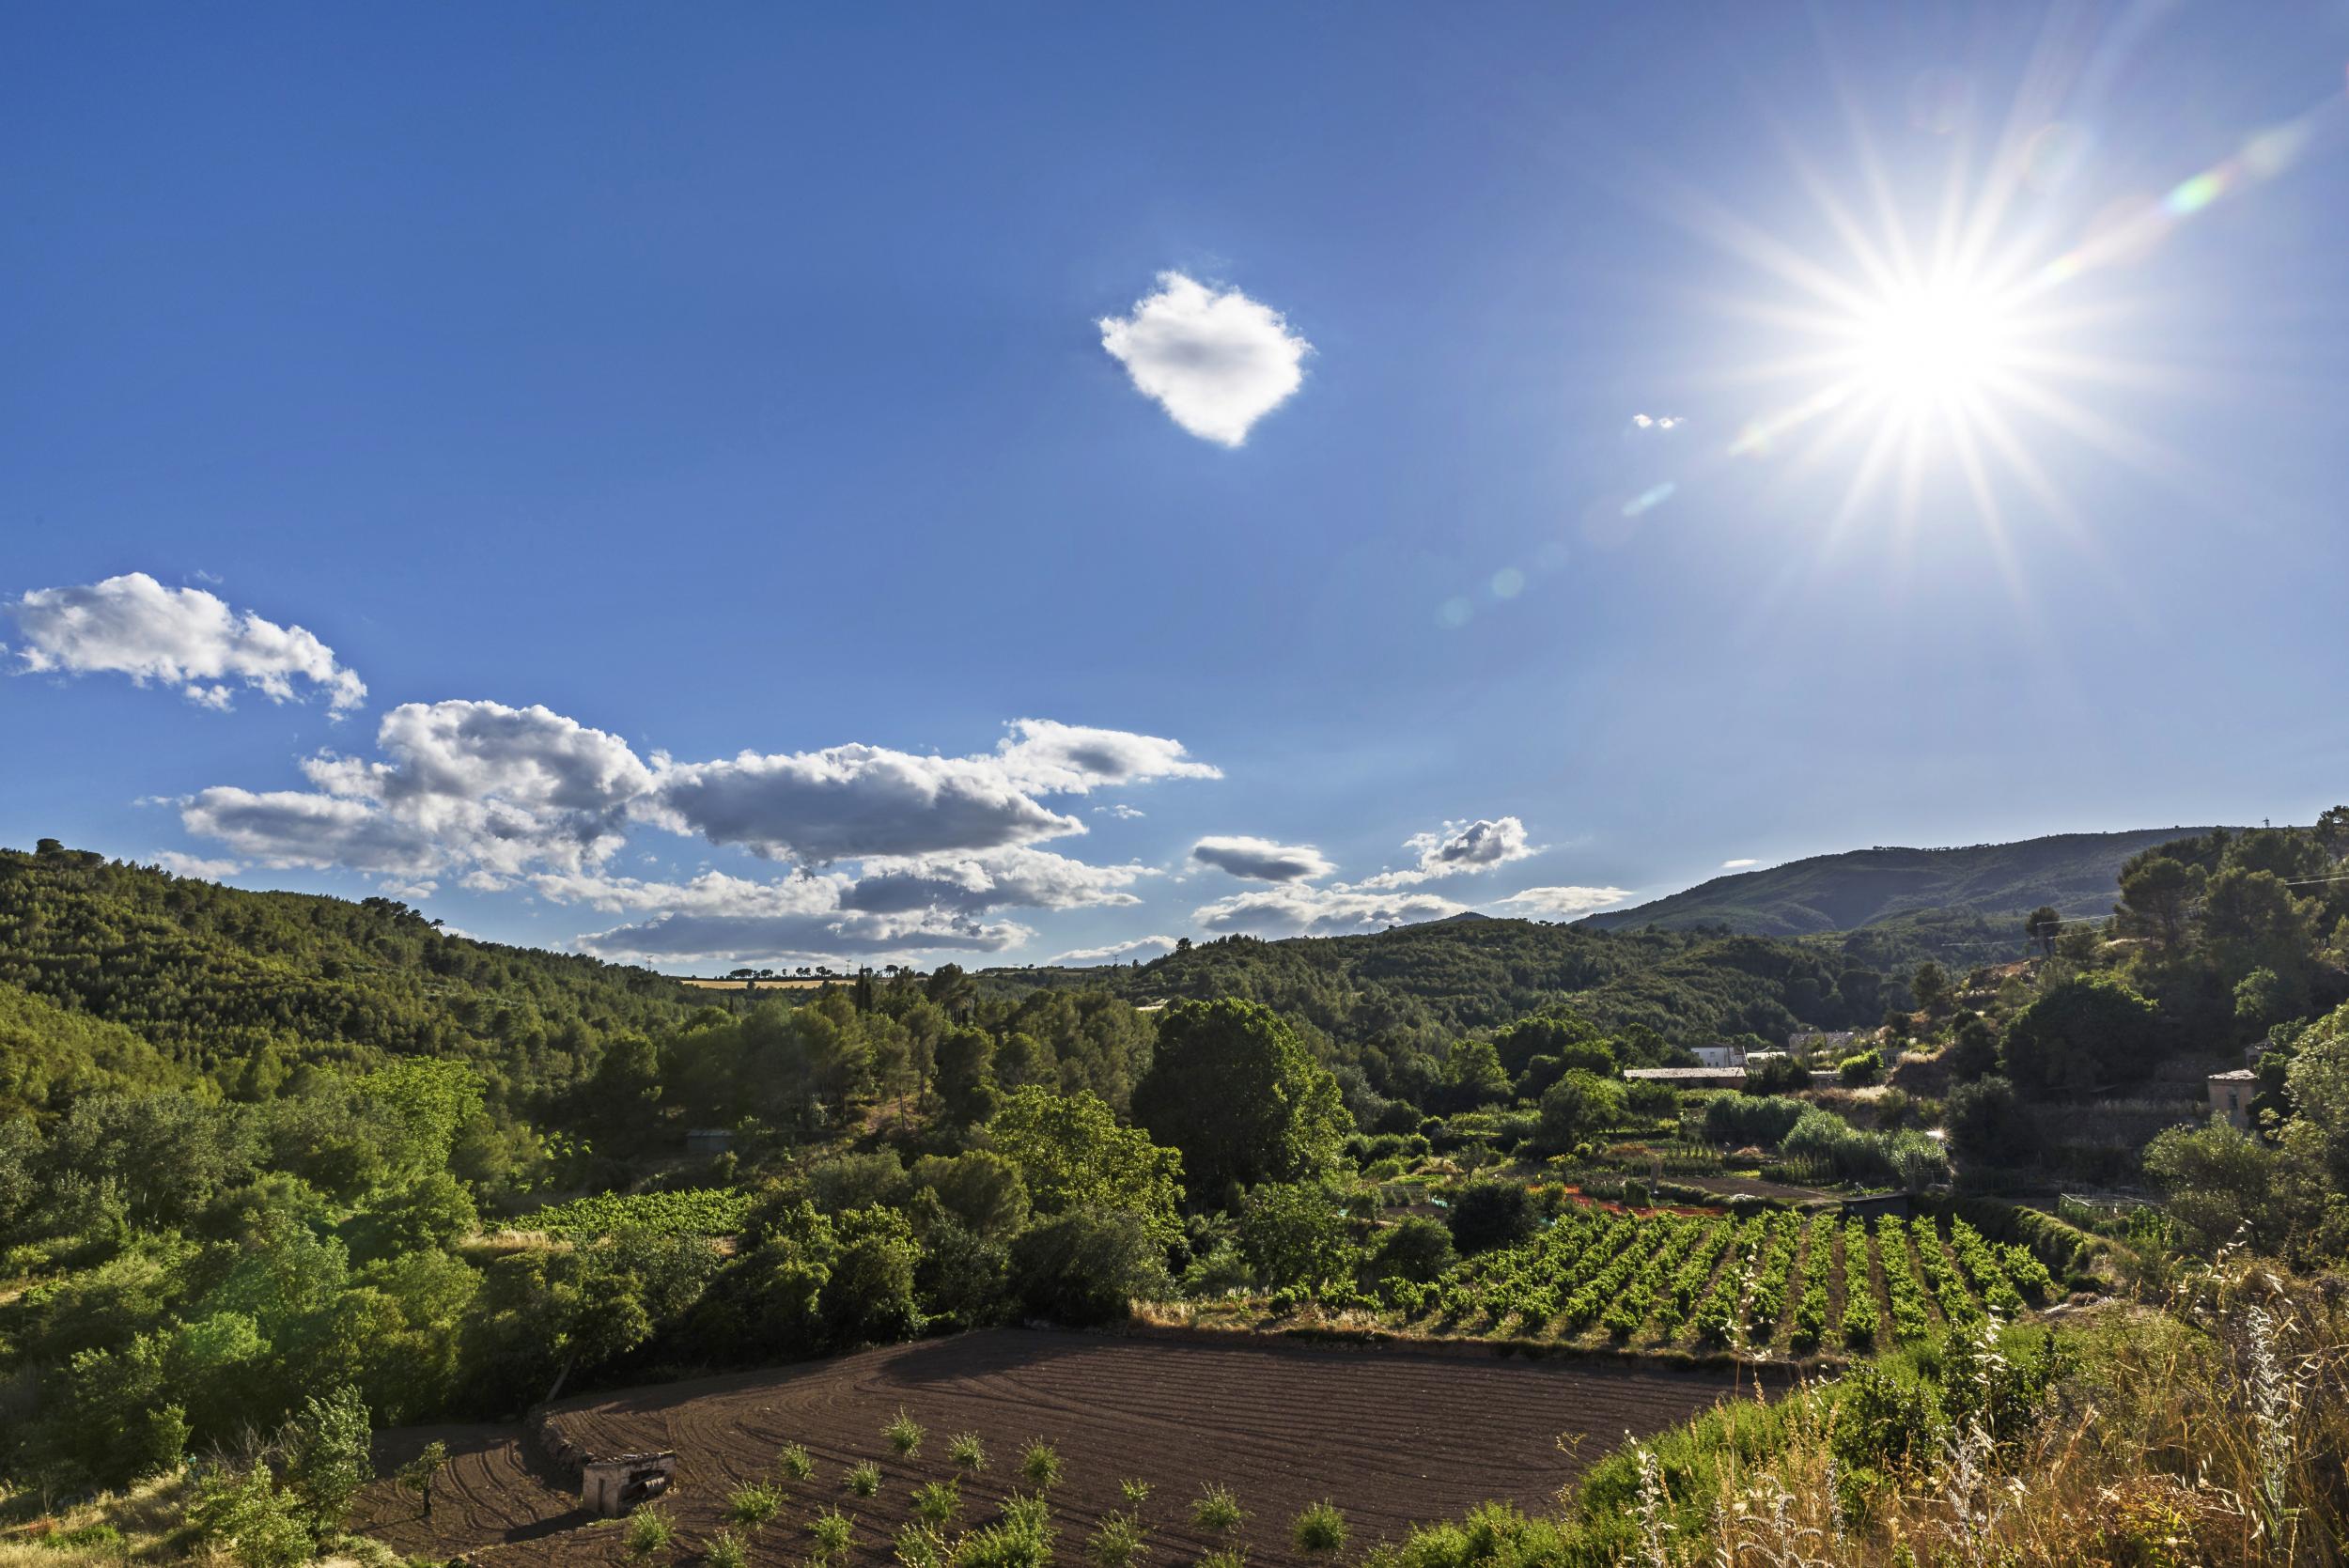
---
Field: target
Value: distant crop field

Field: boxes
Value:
[1376,1209,2055,1357]
[510,1188,751,1238]
[353,1328,1754,1567]
[679,976,834,990]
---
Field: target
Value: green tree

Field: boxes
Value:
[1531,1070,1626,1155]
[281,1383,373,1534]
[2145,1118,2286,1254]
[1943,1076,2027,1166]
[935,1027,1003,1126]
[988,1087,1183,1243]
[2025,906,2062,960]
[1234,1182,1352,1289]
[2117,853,2200,952]
[1999,975,2161,1097]
[398,1439,449,1519]
[1130,1000,1348,1208]
[1910,961,1951,1016]
[1008,1208,1172,1325]
[1439,1038,1512,1110]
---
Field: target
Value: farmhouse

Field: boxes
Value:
[1690,1042,1748,1070]
[2207,1067,2258,1132]
[1623,1066,1750,1090]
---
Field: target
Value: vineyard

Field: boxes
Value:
[1379,1205,2055,1357]
[513,1188,753,1238]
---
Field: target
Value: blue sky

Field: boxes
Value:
[7,4,2347,970]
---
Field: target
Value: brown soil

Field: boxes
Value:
[352,1328,1765,1566]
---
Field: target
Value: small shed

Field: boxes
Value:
[2207,1068,2258,1132]
[685,1127,734,1157]
[582,1452,677,1516]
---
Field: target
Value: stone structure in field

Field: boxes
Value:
[581,1452,677,1516]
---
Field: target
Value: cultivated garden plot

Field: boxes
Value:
[351,1328,1757,1566]
[1370,1208,2057,1357]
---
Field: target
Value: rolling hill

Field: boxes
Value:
[1577,827,2223,939]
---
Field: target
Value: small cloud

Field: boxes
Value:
[1092,803,1146,820]
[1099,272,1310,446]
[1048,934,1176,966]
[5,571,366,714]
[1487,885,1634,919]
[1190,834,1335,883]
[1356,815,1537,888]
[1720,857,1760,869]
[152,850,241,879]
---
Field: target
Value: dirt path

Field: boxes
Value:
[353,1327,1766,1566]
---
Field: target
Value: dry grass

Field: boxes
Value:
[1590,1256,2349,1566]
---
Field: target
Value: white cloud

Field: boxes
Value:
[175,704,1220,964]
[1092,803,1146,820]
[1048,935,1176,966]
[996,718,1221,793]
[1190,834,1336,883]
[5,572,366,714]
[1486,885,1634,919]
[151,851,241,879]
[1357,815,1538,888]
[544,869,1030,965]
[1720,858,1760,869]
[652,745,1084,862]
[844,846,1154,914]
[182,700,654,878]
[1099,272,1310,446]
[1193,883,1469,938]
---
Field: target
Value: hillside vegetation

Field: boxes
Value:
[1579,826,2224,939]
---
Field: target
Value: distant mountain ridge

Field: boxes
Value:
[1578,827,2227,939]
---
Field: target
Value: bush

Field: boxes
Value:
[1443,1180,1534,1254]
[1293,1500,1348,1554]
[627,1503,675,1559]
[778,1442,816,1481]
[949,1431,988,1472]
[1945,1076,2028,1165]
[809,1510,854,1556]
[1745,1054,1812,1094]
[846,1461,881,1498]
[726,1482,784,1527]
[885,1406,926,1456]
[1364,1217,1455,1287]
[707,1529,749,1568]
[1702,1094,1807,1147]
[1838,1050,1884,1086]
[1192,1483,1245,1532]
[1020,1439,1062,1488]
[1010,1207,1172,1325]
[1087,1511,1149,1568]
[912,1478,961,1526]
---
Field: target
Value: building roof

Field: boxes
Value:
[1623,1067,1750,1082]
[2207,1068,2259,1082]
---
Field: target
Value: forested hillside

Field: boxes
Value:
[1578,826,2222,939]
[988,916,1905,1060]
[0,840,700,1116]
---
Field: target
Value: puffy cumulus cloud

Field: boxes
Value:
[540,870,1029,965]
[6,572,366,714]
[1192,883,1468,938]
[1098,272,1310,446]
[843,846,1154,914]
[1048,935,1176,966]
[651,745,1084,862]
[1357,815,1538,888]
[1486,885,1634,919]
[1720,858,1760,869]
[151,851,241,879]
[1190,835,1336,883]
[995,719,1221,794]
[181,700,654,879]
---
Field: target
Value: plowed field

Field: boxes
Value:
[355,1329,1767,1565]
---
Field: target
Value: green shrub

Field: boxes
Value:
[949,1430,988,1471]
[707,1528,749,1568]
[1192,1483,1245,1532]
[1293,1500,1348,1554]
[912,1478,962,1526]
[1019,1439,1061,1487]
[885,1407,926,1456]
[1087,1510,1149,1568]
[1702,1094,1807,1147]
[846,1461,882,1498]
[627,1502,675,1559]
[1119,1478,1152,1506]
[895,1523,954,1568]
[778,1442,816,1481]
[726,1482,784,1527]
[809,1509,854,1556]
[1838,1050,1884,1086]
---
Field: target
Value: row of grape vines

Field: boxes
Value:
[1386,1205,2052,1354]
[515,1187,753,1237]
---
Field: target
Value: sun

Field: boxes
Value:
[1848,275,2015,407]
